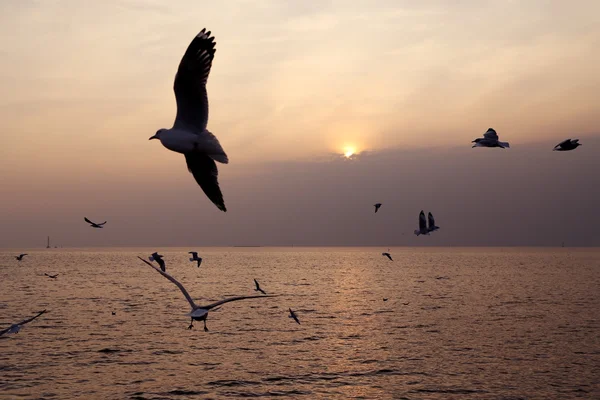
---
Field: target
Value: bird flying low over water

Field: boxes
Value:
[374,203,382,213]
[382,252,393,261]
[427,212,440,233]
[254,279,266,295]
[137,257,275,331]
[0,310,47,336]
[84,217,106,228]
[150,28,228,212]
[44,273,58,279]
[15,254,27,261]
[189,252,203,268]
[553,139,581,151]
[149,252,166,272]
[472,128,509,148]
[414,210,430,236]
[289,308,300,324]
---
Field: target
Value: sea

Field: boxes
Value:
[1,247,599,399]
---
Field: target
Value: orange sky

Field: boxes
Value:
[0,1,599,246]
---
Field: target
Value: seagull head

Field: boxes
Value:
[149,129,166,141]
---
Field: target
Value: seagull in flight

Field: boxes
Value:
[374,203,382,213]
[137,257,274,331]
[253,279,266,295]
[149,28,228,212]
[149,252,166,272]
[382,251,393,261]
[472,128,510,149]
[427,212,440,233]
[44,273,58,279]
[414,210,430,236]
[0,310,47,336]
[189,252,203,268]
[289,308,300,324]
[84,217,107,228]
[553,139,581,151]
[15,254,28,261]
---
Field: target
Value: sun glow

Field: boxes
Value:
[343,147,356,158]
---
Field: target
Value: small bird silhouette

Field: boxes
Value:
[289,308,300,324]
[553,138,581,151]
[254,279,266,295]
[188,251,203,268]
[149,252,166,272]
[84,217,107,228]
[382,252,393,261]
[44,273,58,279]
[374,203,382,213]
[15,254,28,261]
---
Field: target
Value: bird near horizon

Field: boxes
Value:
[149,28,228,212]
[44,273,58,279]
[414,210,430,236]
[472,128,510,149]
[15,254,27,261]
[0,310,47,336]
[253,279,266,295]
[189,252,203,268]
[149,252,166,272]
[137,257,275,331]
[382,252,393,261]
[374,203,382,213]
[289,308,300,324]
[84,217,106,228]
[427,212,440,233]
[553,139,581,151]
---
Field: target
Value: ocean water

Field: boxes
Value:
[0,247,599,399]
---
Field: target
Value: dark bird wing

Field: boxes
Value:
[137,256,196,309]
[20,254,27,257]
[483,128,498,140]
[203,295,276,310]
[189,251,198,257]
[97,221,107,226]
[84,217,95,225]
[386,254,393,261]
[419,210,427,232]
[428,212,436,229]
[173,29,216,132]
[185,153,226,211]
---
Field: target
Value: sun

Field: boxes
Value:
[343,146,356,158]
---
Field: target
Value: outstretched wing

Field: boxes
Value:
[173,29,216,132]
[189,252,198,257]
[204,295,276,310]
[97,221,107,226]
[428,212,436,229]
[185,153,226,212]
[0,310,47,336]
[84,217,95,225]
[419,210,427,232]
[483,128,498,140]
[137,256,196,309]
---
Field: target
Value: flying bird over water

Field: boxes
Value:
[188,252,203,268]
[253,279,266,295]
[137,257,274,331]
[0,310,47,336]
[374,203,382,213]
[15,254,27,261]
[149,28,228,212]
[553,139,581,151]
[84,217,106,228]
[149,252,166,272]
[44,273,58,279]
[472,128,510,149]
[382,252,393,261]
[289,308,300,324]
[427,212,440,233]
[414,210,430,236]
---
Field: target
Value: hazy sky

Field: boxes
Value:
[1,0,599,247]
